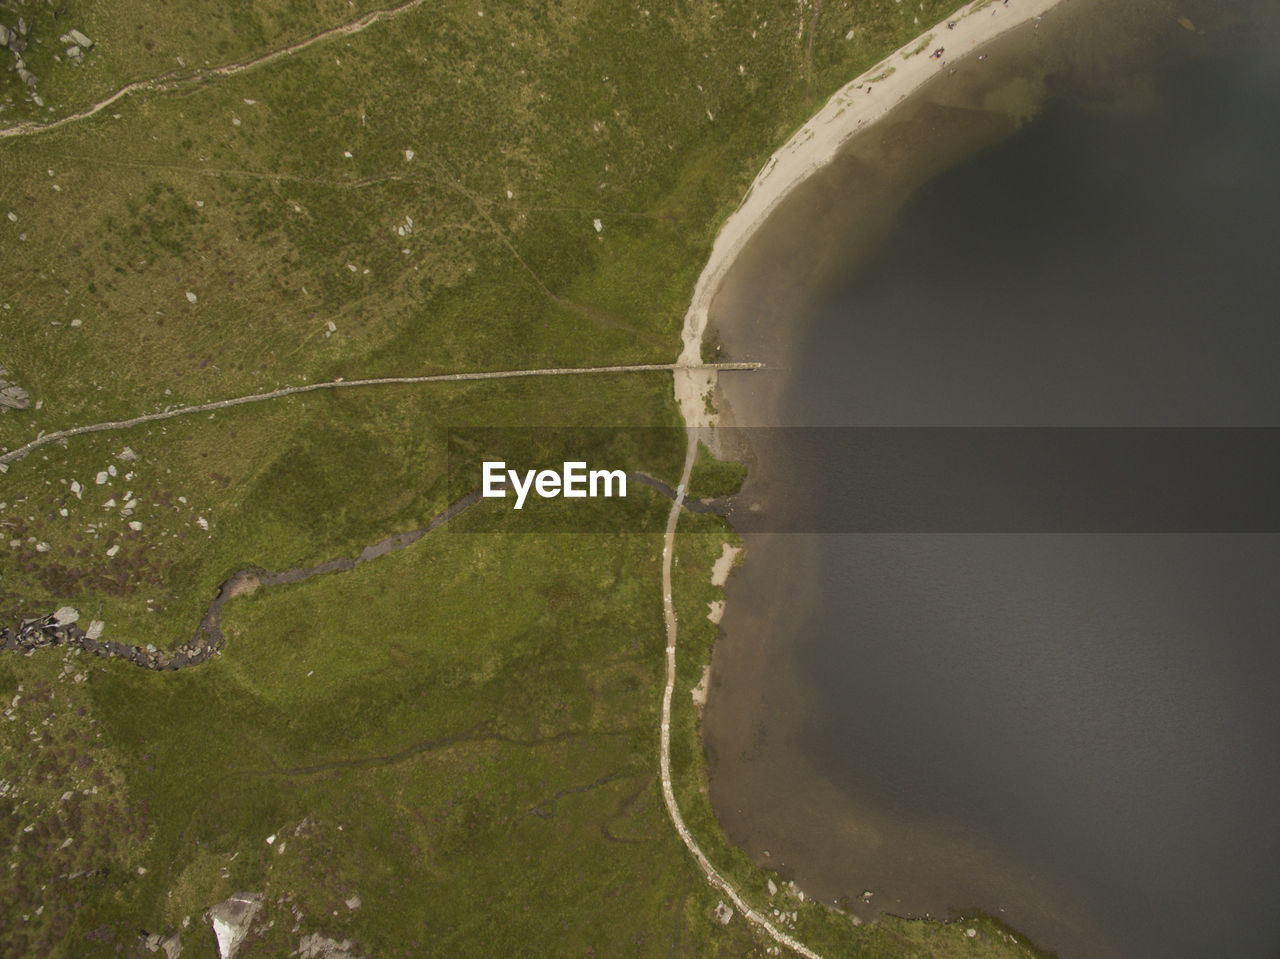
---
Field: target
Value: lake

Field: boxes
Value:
[702,2,1280,958]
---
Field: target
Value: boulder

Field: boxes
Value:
[208,893,262,959]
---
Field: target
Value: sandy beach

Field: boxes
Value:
[673,0,1071,430]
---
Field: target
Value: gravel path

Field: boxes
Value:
[0,0,433,139]
[0,362,760,468]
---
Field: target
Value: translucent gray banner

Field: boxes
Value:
[447,428,1280,533]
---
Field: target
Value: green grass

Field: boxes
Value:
[1,0,1053,954]
[687,441,749,500]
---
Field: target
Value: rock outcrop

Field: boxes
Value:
[207,893,262,959]
[0,365,30,410]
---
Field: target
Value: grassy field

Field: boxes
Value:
[3,0,1056,955]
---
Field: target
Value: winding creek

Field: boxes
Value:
[2,474,726,671]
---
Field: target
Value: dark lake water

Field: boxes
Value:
[703,3,1280,958]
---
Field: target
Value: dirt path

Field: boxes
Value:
[0,0,432,140]
[0,361,760,468]
[657,434,824,959]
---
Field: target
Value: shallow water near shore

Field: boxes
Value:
[703,2,1280,958]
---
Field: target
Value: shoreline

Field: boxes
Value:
[674,3,1280,958]
[660,1,1070,954]
[672,0,1071,430]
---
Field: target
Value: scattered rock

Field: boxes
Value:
[186,291,198,304]
[298,933,362,959]
[117,446,139,462]
[713,901,733,925]
[344,895,361,911]
[767,879,777,896]
[140,930,183,957]
[85,621,104,640]
[52,607,80,626]
[96,471,109,485]
[593,218,603,233]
